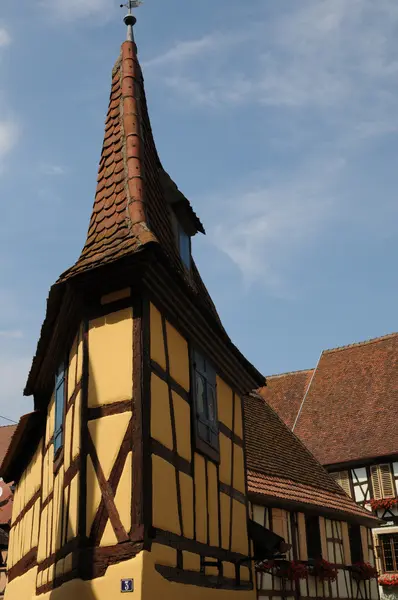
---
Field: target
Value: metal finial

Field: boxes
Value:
[120,1,142,41]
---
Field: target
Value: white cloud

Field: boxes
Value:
[39,0,111,21]
[146,0,398,119]
[0,28,11,47]
[205,157,346,293]
[0,120,19,169]
[39,163,66,176]
[0,330,23,340]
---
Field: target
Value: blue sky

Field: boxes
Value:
[1,0,398,422]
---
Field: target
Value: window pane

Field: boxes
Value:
[381,534,398,572]
[55,379,65,431]
[195,371,206,418]
[54,363,65,453]
[194,351,206,375]
[349,525,363,564]
[305,515,322,560]
[54,430,63,454]
[179,227,191,270]
[207,383,216,424]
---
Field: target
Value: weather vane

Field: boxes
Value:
[120,1,143,41]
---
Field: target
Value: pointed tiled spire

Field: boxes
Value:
[60,13,205,284]
[59,20,158,281]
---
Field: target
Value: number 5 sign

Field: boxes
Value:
[121,578,134,593]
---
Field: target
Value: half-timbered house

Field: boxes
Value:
[0,10,275,600]
[261,333,398,597]
[244,392,380,600]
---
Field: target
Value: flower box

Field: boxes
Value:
[379,573,398,587]
[257,559,308,581]
[350,562,378,581]
[367,498,398,511]
[308,559,338,581]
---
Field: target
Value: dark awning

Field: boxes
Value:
[248,519,290,560]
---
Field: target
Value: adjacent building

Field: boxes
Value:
[244,392,380,600]
[261,334,398,595]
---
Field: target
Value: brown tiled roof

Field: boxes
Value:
[293,333,398,466]
[0,426,16,469]
[247,472,376,523]
[244,393,379,525]
[259,370,313,429]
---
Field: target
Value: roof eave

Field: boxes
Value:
[248,491,382,528]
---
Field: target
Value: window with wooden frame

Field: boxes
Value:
[331,471,352,497]
[348,524,363,564]
[171,212,191,271]
[54,361,66,455]
[379,533,398,573]
[370,464,395,499]
[192,349,219,461]
[305,515,322,560]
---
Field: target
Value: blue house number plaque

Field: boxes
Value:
[121,578,134,593]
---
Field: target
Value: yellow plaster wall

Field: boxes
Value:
[150,374,173,449]
[114,451,132,535]
[150,303,166,370]
[231,500,248,555]
[234,395,243,440]
[219,433,232,485]
[179,472,194,539]
[232,444,245,494]
[216,377,233,430]
[151,543,177,567]
[35,553,144,600]
[152,455,180,535]
[3,566,37,600]
[142,550,256,600]
[86,456,102,537]
[207,461,219,547]
[64,406,73,471]
[220,492,231,550]
[8,440,43,568]
[72,391,81,459]
[173,392,191,462]
[165,321,190,392]
[67,474,79,541]
[88,413,131,481]
[67,325,83,399]
[194,453,207,544]
[46,395,55,445]
[101,521,118,547]
[183,551,201,572]
[88,308,133,406]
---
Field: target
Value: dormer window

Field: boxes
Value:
[170,210,192,271]
[160,169,205,272]
[177,221,191,270]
